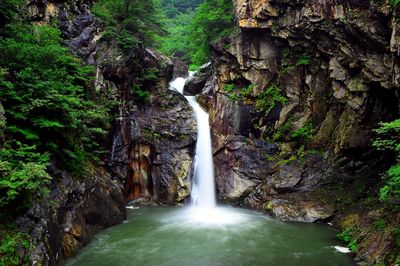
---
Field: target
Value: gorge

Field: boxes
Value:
[0,0,399,266]
[65,75,353,266]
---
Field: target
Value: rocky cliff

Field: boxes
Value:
[187,0,400,264]
[15,0,196,264]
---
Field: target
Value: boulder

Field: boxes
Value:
[183,62,212,95]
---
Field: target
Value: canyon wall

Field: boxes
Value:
[16,0,195,264]
[189,0,400,264]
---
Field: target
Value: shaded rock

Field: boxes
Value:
[269,161,303,193]
[16,166,126,265]
[214,136,271,203]
[265,192,334,223]
[172,58,189,79]
[183,62,212,95]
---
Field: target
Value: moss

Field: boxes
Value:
[142,128,162,141]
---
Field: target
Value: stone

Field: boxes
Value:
[183,62,213,95]
[16,165,126,264]
[267,192,334,223]
[269,161,303,193]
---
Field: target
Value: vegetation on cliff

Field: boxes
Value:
[374,119,400,206]
[0,1,111,263]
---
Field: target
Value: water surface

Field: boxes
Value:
[66,207,354,266]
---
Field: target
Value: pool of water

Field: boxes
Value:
[66,207,354,266]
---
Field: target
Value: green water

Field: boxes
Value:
[66,207,354,266]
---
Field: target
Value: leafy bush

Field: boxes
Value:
[373,119,400,204]
[0,231,32,266]
[224,84,252,102]
[390,0,400,9]
[291,122,313,145]
[337,228,357,252]
[0,143,51,209]
[0,0,23,31]
[142,68,159,82]
[132,85,150,103]
[0,25,110,172]
[255,85,287,115]
[297,53,310,66]
[379,163,400,202]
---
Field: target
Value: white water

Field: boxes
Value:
[169,74,249,226]
[169,74,216,209]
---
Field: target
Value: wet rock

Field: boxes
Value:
[183,62,213,95]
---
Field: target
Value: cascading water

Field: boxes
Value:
[169,74,216,209]
[66,75,355,266]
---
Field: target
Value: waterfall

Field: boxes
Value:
[169,74,216,209]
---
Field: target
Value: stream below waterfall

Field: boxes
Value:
[67,75,354,266]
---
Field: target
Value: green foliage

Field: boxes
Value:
[187,0,234,65]
[162,0,203,17]
[224,83,253,102]
[0,25,110,172]
[0,0,23,31]
[255,85,287,115]
[281,49,311,73]
[373,119,400,204]
[373,119,400,155]
[297,53,310,66]
[0,143,51,208]
[291,122,313,145]
[224,84,234,93]
[131,85,150,103]
[337,228,357,252]
[142,68,159,82]
[389,0,400,9]
[395,228,400,248]
[93,0,165,49]
[273,119,294,141]
[0,231,32,266]
[160,0,234,65]
[373,219,386,231]
[379,163,400,202]
[118,30,141,51]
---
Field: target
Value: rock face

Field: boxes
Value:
[183,62,213,95]
[18,1,128,265]
[192,1,400,264]
[20,0,196,264]
[99,47,196,205]
[16,165,126,265]
[205,0,399,210]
